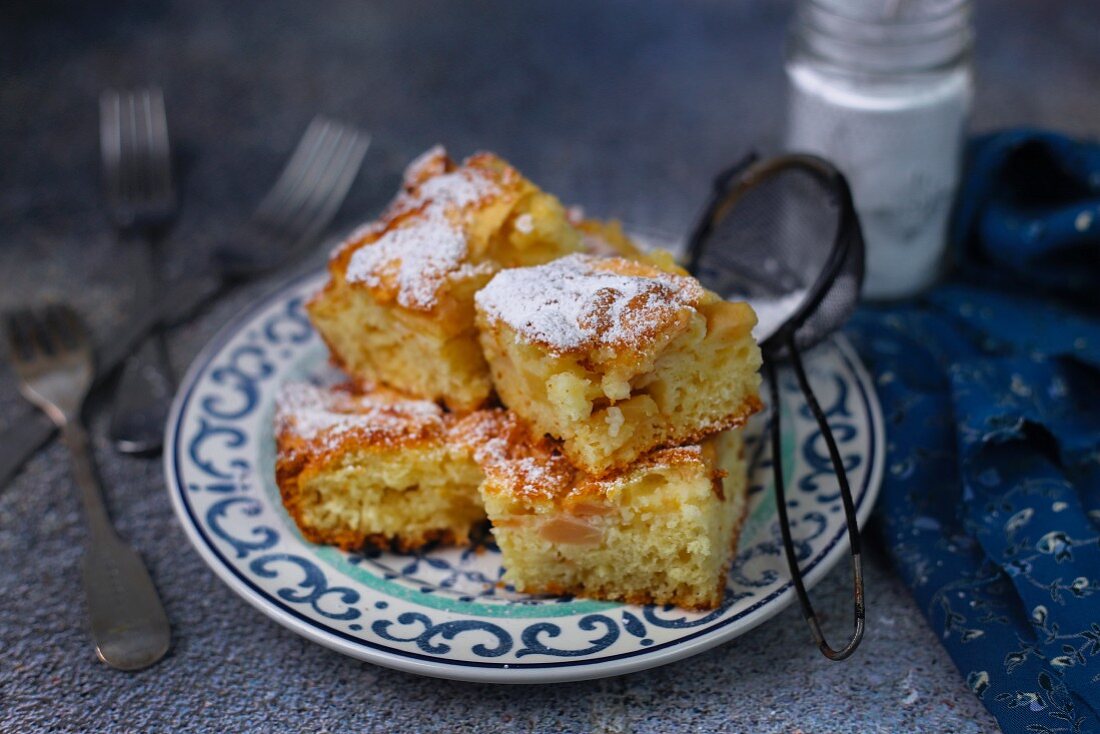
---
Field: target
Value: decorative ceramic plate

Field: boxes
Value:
[165,269,884,683]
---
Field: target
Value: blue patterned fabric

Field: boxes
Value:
[845,130,1100,734]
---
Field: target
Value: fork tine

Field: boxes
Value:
[282,128,370,245]
[253,117,334,226]
[59,305,89,349]
[42,305,71,350]
[117,91,140,217]
[101,87,175,227]
[135,90,153,203]
[300,130,370,236]
[146,88,173,202]
[136,89,159,205]
[99,90,123,206]
[263,123,347,234]
[213,117,367,277]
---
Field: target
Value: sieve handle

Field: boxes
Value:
[767,337,865,661]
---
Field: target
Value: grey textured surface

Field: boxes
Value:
[1,1,1097,732]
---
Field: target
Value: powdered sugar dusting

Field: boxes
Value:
[276,382,444,450]
[482,446,576,499]
[403,145,449,186]
[344,153,502,310]
[457,412,572,497]
[345,209,470,309]
[475,253,704,354]
[506,456,573,496]
[747,288,807,342]
[474,415,714,503]
[514,213,534,234]
[416,168,497,210]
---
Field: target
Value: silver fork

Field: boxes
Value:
[100,88,177,455]
[213,115,372,278]
[5,305,170,670]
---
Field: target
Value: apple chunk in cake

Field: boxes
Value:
[274,382,501,551]
[474,253,763,476]
[307,146,582,411]
[477,420,748,609]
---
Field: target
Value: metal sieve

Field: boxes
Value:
[687,152,866,660]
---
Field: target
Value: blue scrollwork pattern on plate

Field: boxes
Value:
[517,615,621,657]
[372,613,512,657]
[206,497,279,559]
[250,553,362,621]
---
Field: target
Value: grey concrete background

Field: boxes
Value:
[1,1,1097,731]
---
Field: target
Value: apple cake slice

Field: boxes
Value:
[474,253,763,476]
[274,381,501,551]
[475,415,748,610]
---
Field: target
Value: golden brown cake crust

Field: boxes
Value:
[274,383,507,552]
[471,411,748,509]
[470,391,762,486]
[275,382,448,461]
[575,218,646,259]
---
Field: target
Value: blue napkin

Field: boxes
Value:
[845,130,1100,733]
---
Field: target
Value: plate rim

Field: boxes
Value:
[164,267,884,684]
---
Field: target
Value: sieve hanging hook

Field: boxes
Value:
[687,152,866,660]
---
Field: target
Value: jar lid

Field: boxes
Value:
[794,0,973,74]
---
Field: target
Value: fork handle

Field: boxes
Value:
[109,234,176,454]
[62,422,172,670]
[62,423,118,542]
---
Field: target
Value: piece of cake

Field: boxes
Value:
[274,382,501,551]
[575,216,690,275]
[476,416,748,609]
[307,147,583,411]
[575,216,645,259]
[474,253,763,476]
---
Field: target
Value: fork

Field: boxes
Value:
[212,115,371,278]
[5,305,170,670]
[100,88,178,455]
[0,116,369,488]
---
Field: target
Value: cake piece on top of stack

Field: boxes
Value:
[474,253,762,476]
